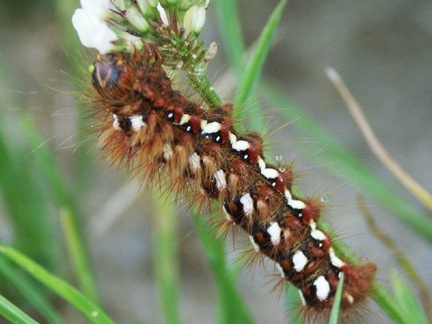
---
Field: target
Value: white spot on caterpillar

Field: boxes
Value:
[232,140,250,152]
[229,133,237,145]
[284,189,306,210]
[310,221,316,231]
[163,143,174,160]
[261,168,279,180]
[240,193,254,217]
[267,222,281,245]
[112,114,120,130]
[298,290,306,306]
[214,169,227,190]
[201,121,221,134]
[249,235,260,252]
[188,153,200,173]
[346,293,354,304]
[276,263,285,278]
[329,247,345,268]
[257,157,266,172]
[311,229,326,241]
[292,250,308,272]
[314,276,330,301]
[130,115,145,131]
[179,113,191,125]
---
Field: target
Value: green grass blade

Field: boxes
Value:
[234,0,287,121]
[391,272,428,324]
[329,273,344,324]
[0,122,57,270]
[193,211,254,324]
[153,190,181,324]
[0,293,38,324]
[214,0,246,74]
[20,116,99,304]
[61,209,99,303]
[0,257,63,323]
[370,279,406,324]
[0,246,113,324]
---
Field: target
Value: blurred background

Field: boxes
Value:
[0,0,431,323]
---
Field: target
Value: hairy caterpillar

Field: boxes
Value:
[88,46,376,318]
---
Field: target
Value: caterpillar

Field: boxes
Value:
[89,47,376,318]
[72,0,378,321]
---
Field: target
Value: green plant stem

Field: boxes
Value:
[187,71,222,108]
[152,189,181,324]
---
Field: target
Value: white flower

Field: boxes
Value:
[183,5,206,34]
[72,0,119,54]
[80,0,115,20]
[157,3,169,25]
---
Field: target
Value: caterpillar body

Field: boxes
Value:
[89,48,376,317]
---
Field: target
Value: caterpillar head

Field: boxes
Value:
[90,54,134,104]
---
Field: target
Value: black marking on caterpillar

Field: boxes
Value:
[90,48,376,316]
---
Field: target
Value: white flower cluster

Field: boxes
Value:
[72,0,210,54]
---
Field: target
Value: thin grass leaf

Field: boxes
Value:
[261,81,432,244]
[329,273,344,324]
[214,0,246,74]
[193,211,254,324]
[370,280,405,324]
[0,257,63,324]
[0,118,57,271]
[391,271,428,324]
[359,194,432,319]
[20,116,99,304]
[0,246,113,324]
[60,209,99,303]
[152,189,180,324]
[234,0,287,124]
[0,293,38,324]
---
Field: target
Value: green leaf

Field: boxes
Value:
[391,271,428,324]
[0,246,113,324]
[0,293,38,324]
[234,0,287,123]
